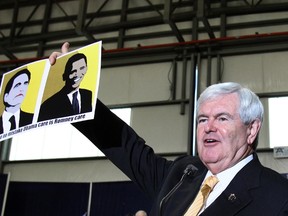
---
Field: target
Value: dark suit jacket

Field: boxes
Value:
[74,100,288,216]
[38,88,92,121]
[0,110,33,134]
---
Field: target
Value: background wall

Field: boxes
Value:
[3,50,288,182]
[1,0,288,196]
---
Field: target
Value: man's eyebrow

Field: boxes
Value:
[197,114,207,120]
[216,112,233,119]
[13,82,21,88]
[197,112,233,119]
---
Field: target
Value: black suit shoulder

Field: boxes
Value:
[19,110,33,126]
[79,88,92,113]
[38,88,92,121]
[259,164,288,196]
[38,89,69,121]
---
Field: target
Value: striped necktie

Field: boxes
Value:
[184,175,219,216]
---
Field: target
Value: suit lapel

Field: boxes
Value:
[201,155,262,215]
[201,182,254,215]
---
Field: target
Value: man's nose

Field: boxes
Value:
[204,120,217,133]
[70,71,77,78]
[19,85,25,92]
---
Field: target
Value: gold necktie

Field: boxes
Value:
[184,175,219,216]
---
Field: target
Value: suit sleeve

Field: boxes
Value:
[72,99,172,198]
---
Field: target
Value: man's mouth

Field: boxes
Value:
[73,76,81,82]
[15,94,24,98]
[205,139,218,144]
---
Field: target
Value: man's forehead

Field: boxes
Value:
[72,58,86,64]
[13,73,29,83]
[198,93,239,112]
[203,93,238,103]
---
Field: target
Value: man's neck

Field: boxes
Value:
[63,85,79,94]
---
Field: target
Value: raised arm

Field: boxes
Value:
[47,43,172,198]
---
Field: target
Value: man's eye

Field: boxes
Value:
[218,117,227,121]
[198,118,207,123]
[14,83,21,88]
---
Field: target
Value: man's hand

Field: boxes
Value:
[48,42,70,65]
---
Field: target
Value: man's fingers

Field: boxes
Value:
[48,42,70,65]
[61,42,70,54]
[49,52,60,65]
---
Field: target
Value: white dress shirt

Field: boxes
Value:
[2,109,20,133]
[67,89,81,112]
[199,154,253,214]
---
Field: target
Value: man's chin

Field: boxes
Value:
[72,83,80,89]
[72,79,82,88]
[200,152,219,164]
[12,100,24,105]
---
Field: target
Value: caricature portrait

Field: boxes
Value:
[38,53,92,121]
[0,69,33,133]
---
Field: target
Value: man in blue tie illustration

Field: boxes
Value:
[38,53,92,121]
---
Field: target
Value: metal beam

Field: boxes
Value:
[164,0,185,42]
[0,46,17,60]
[197,0,215,39]
[9,0,19,45]
[37,0,52,57]
[117,0,129,48]
[76,0,88,35]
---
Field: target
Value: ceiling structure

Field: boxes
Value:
[1,0,288,74]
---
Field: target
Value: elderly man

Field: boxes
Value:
[51,43,288,216]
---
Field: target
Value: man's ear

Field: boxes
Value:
[247,119,261,145]
[3,93,8,103]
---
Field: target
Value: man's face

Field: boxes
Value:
[4,73,29,107]
[196,93,253,174]
[67,58,87,89]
